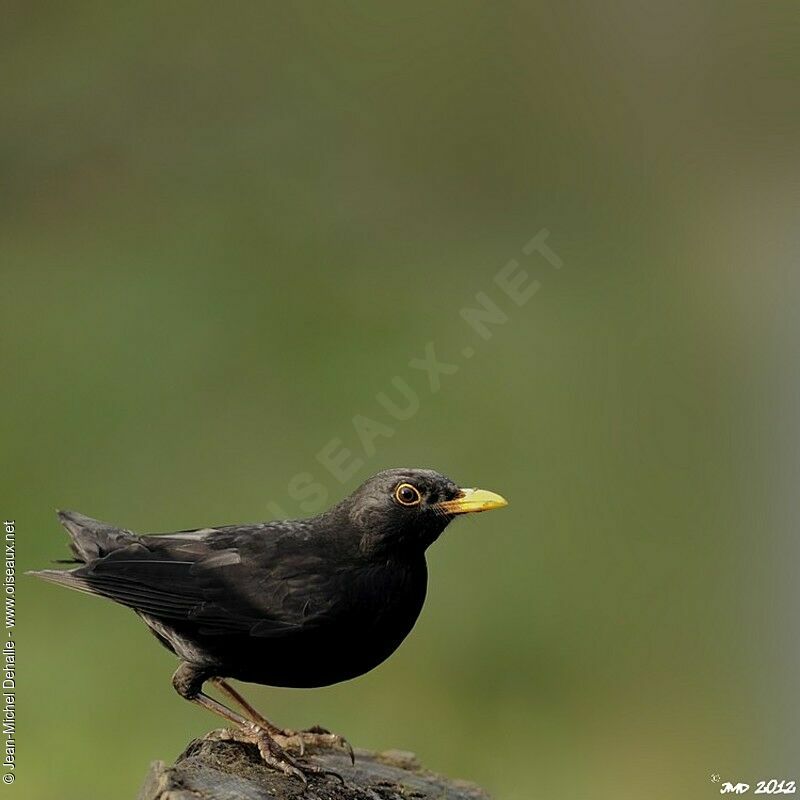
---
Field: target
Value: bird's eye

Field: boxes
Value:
[394,483,421,506]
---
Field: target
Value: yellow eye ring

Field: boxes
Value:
[395,483,421,506]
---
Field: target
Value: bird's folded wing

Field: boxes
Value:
[61,536,337,637]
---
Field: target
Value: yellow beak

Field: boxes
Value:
[436,487,508,515]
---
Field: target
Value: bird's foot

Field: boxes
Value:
[273,724,355,764]
[210,723,346,785]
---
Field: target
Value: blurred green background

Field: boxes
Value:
[4,3,799,799]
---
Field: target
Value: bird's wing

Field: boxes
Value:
[48,524,345,637]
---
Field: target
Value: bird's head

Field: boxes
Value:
[344,468,507,555]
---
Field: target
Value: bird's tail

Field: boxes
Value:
[27,511,144,601]
[27,510,139,589]
[55,509,136,562]
[51,510,137,563]
[26,567,97,595]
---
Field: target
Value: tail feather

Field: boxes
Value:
[26,568,97,597]
[28,511,140,599]
[55,510,135,562]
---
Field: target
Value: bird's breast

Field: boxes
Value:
[232,558,428,688]
[343,559,428,643]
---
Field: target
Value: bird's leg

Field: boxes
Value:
[210,676,354,763]
[172,663,344,784]
[189,692,314,780]
[210,677,283,734]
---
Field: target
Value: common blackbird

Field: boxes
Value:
[30,468,507,781]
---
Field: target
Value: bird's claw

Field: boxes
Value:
[222,721,346,785]
[274,725,355,764]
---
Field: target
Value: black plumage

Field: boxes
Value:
[30,467,507,781]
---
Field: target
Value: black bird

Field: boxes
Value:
[30,468,507,781]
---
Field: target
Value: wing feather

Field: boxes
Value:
[38,526,341,637]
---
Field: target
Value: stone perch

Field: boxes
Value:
[137,730,491,800]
